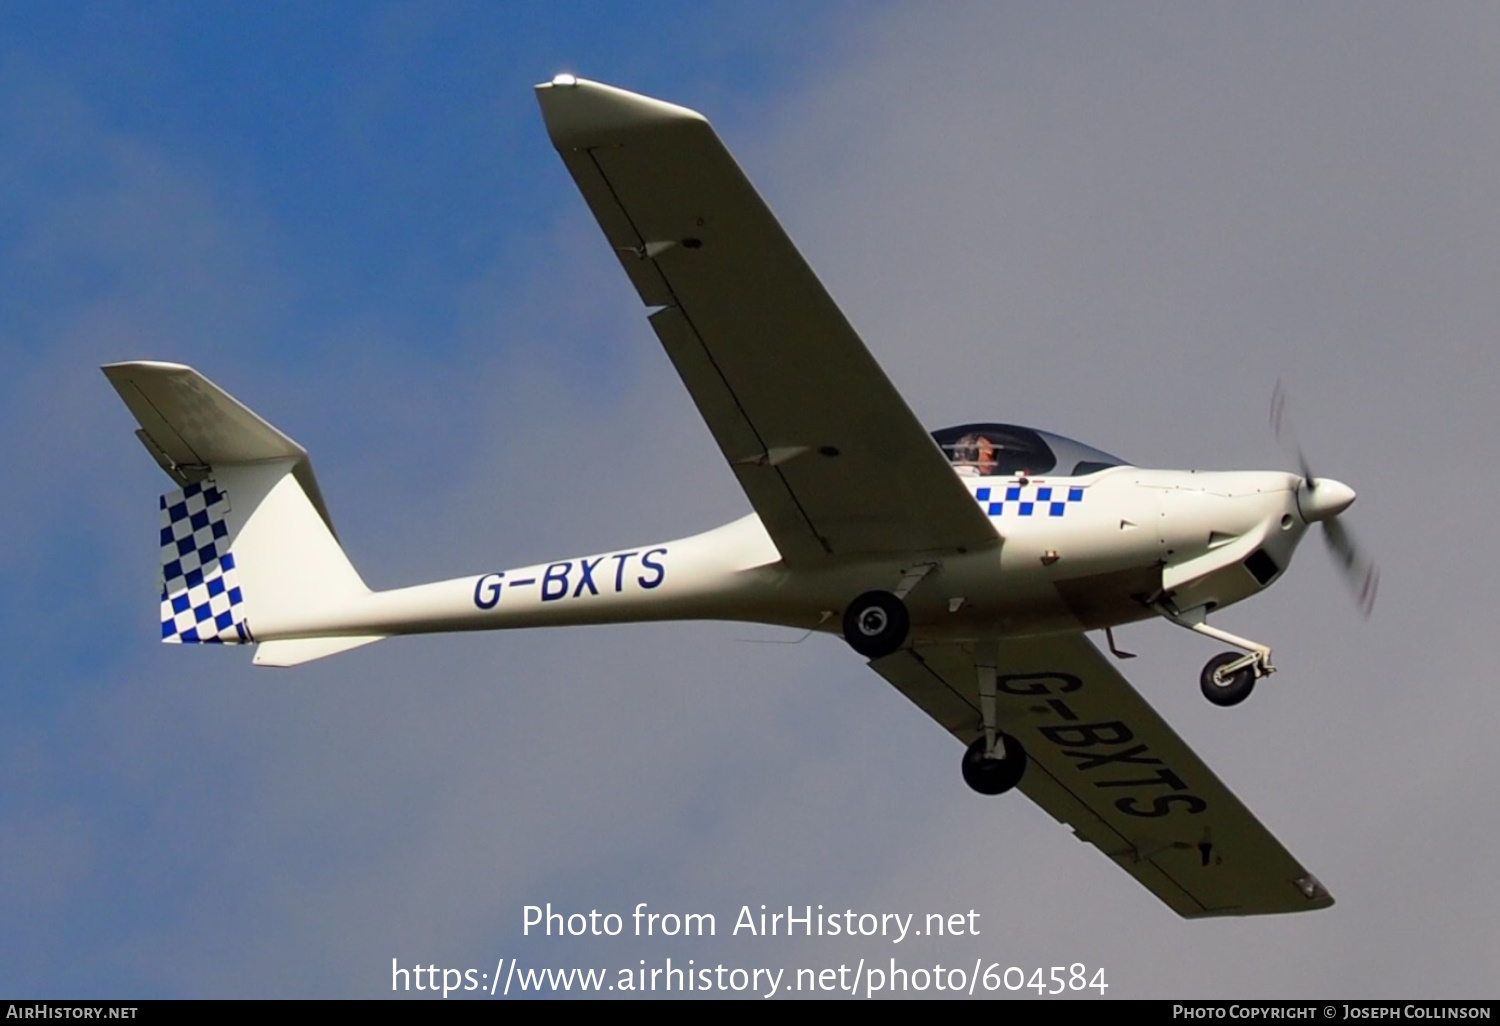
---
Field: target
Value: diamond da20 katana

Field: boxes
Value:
[105,76,1375,919]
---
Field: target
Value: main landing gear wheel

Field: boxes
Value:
[842,590,910,659]
[962,733,1028,795]
[1200,651,1256,707]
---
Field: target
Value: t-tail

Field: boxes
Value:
[103,362,384,667]
[104,362,787,668]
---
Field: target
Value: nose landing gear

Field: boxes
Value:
[1200,651,1258,706]
[1155,602,1275,707]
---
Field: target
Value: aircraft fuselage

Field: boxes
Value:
[245,467,1309,645]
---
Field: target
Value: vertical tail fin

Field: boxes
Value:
[105,362,384,665]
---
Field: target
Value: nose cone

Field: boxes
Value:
[1298,478,1356,522]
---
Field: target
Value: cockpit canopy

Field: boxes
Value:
[931,423,1129,477]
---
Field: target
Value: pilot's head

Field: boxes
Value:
[976,435,996,474]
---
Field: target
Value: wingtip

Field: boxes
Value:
[101,360,196,377]
[1296,873,1335,907]
[535,75,708,150]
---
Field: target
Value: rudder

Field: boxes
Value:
[159,478,248,643]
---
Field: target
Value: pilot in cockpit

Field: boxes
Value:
[953,433,998,476]
[975,435,996,476]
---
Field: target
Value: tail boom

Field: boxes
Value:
[108,362,793,665]
[246,516,786,643]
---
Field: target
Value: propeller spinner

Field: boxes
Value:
[1272,381,1378,616]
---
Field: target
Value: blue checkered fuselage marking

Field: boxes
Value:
[974,482,1086,518]
[159,479,250,644]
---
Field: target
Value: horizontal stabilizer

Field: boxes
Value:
[102,361,335,533]
[252,635,386,667]
[103,361,302,466]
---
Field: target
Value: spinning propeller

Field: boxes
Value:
[1271,381,1379,616]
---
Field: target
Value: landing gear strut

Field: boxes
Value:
[961,641,1027,795]
[1155,602,1275,707]
[841,590,909,658]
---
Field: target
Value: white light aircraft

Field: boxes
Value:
[104,76,1376,919]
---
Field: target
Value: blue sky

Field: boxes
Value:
[4,2,1500,999]
[2,3,843,362]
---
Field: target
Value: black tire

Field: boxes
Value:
[1200,651,1256,707]
[961,733,1028,795]
[841,590,910,658]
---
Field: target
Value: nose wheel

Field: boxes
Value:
[1200,652,1257,707]
[1154,603,1275,708]
[842,590,910,658]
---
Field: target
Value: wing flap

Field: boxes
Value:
[870,636,1333,918]
[650,305,826,565]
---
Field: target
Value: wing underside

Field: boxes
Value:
[536,78,996,566]
[870,634,1333,918]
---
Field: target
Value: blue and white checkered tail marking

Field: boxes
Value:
[159,479,251,644]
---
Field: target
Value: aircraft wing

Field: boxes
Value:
[536,77,997,567]
[869,634,1334,918]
